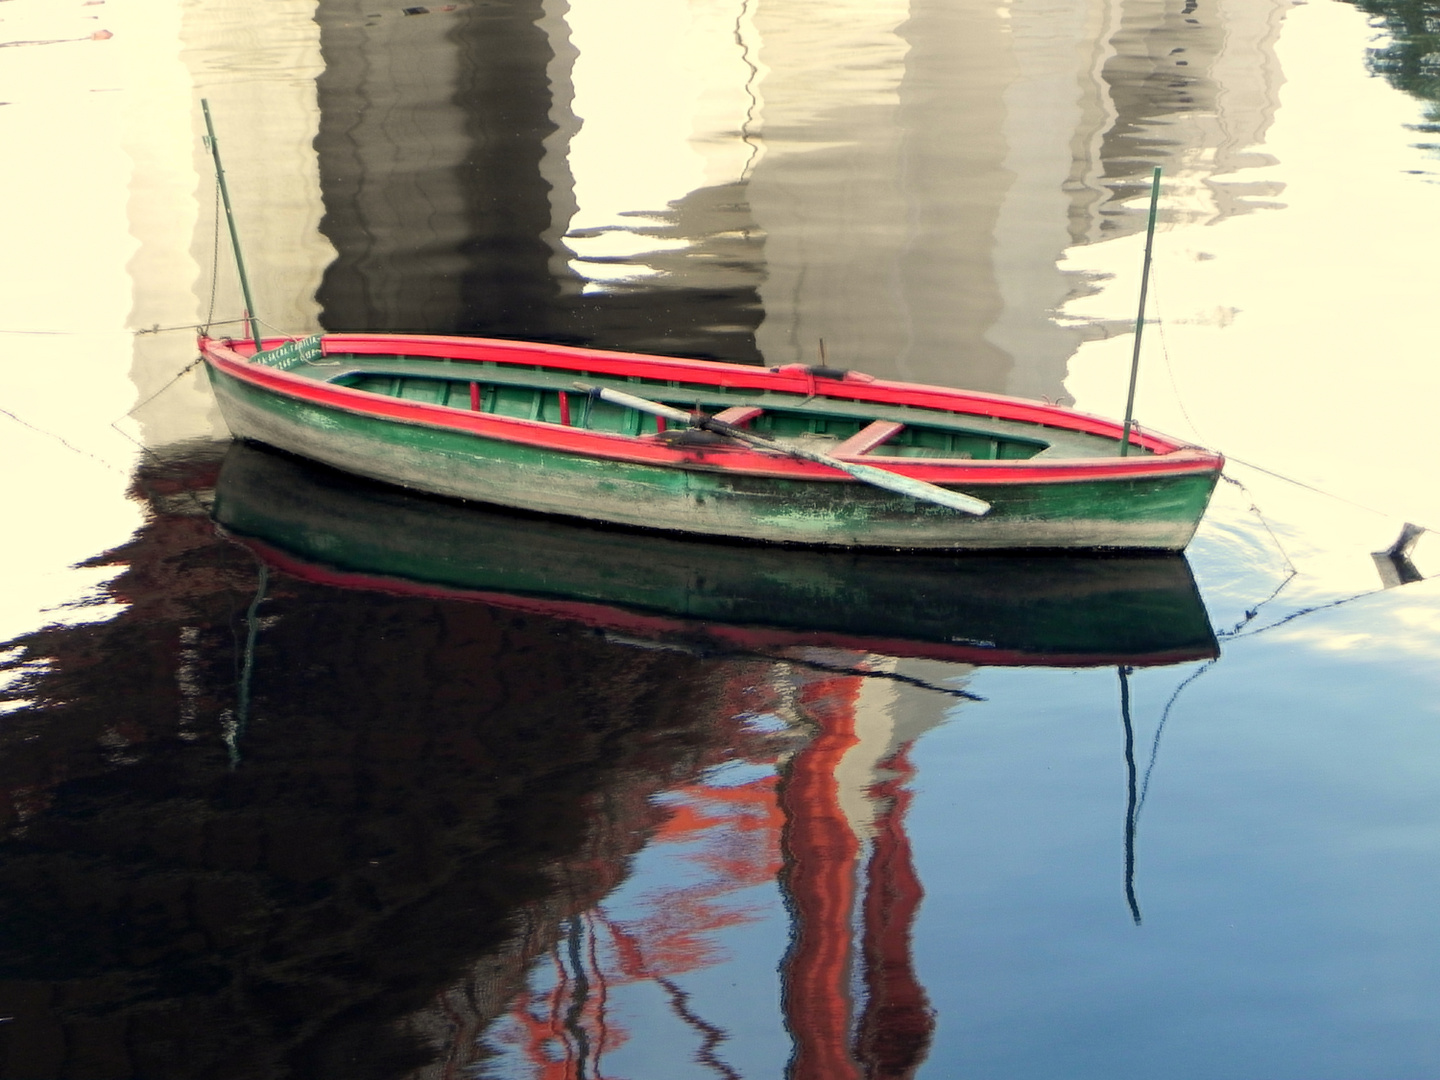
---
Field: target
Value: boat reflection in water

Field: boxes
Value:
[213,443,1217,1078]
[214,442,1218,671]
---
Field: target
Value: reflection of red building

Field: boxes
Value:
[479,651,947,1079]
[781,665,935,1080]
[488,768,785,1078]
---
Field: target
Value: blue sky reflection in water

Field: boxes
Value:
[2,0,1440,1075]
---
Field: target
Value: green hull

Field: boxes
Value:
[208,364,1220,551]
[213,443,1219,666]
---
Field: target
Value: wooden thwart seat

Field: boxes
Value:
[833,419,904,458]
[712,405,765,427]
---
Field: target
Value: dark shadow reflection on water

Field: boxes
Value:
[0,441,1216,1078]
[0,444,780,1077]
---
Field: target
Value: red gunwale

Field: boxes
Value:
[201,334,1225,485]
[235,535,1216,669]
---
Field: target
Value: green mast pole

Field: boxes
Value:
[201,98,265,355]
[1120,166,1162,457]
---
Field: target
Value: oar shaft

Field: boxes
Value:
[580,384,693,426]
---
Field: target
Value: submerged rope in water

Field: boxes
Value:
[0,404,127,474]
[1134,658,1217,825]
[601,631,983,701]
[1225,454,1435,533]
[1218,473,1300,578]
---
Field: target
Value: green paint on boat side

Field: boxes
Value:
[206,364,1220,550]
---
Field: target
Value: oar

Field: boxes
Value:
[575,383,991,516]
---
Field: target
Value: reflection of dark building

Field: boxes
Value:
[1071,0,1290,242]
[1091,0,1222,211]
[0,444,769,1078]
[314,0,562,338]
[554,180,767,361]
[312,0,765,363]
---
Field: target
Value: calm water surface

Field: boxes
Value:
[3,0,1440,1076]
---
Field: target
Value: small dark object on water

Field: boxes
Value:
[1373,522,1426,588]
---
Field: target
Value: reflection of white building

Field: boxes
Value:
[124,0,1295,438]
[831,656,963,841]
[748,0,1294,398]
[126,0,333,445]
[540,0,1292,398]
[1067,0,1290,242]
[544,0,1034,388]
[549,0,764,292]
[745,0,923,376]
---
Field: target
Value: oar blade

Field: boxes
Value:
[841,460,991,516]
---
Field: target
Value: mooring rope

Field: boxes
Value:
[117,357,205,420]
[1147,247,1436,536]
[0,319,249,338]
[137,318,249,337]
[0,404,128,475]
[205,175,223,333]
[1151,259,1210,447]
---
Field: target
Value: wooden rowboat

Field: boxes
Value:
[198,331,1223,551]
[213,442,1220,667]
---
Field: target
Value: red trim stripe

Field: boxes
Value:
[314,332,1182,450]
[202,336,1224,484]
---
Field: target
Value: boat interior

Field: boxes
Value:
[302,353,1133,461]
